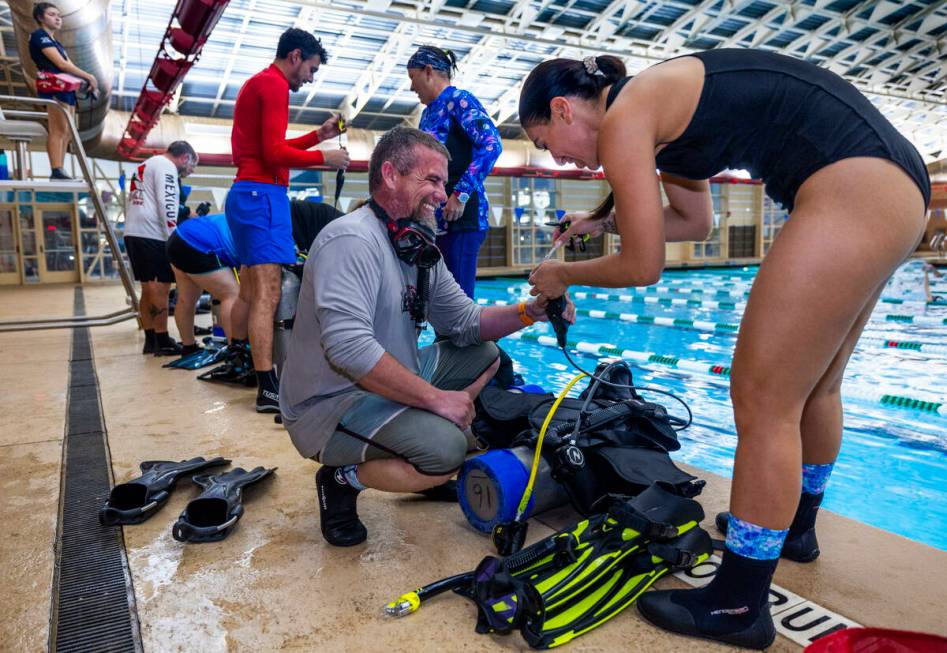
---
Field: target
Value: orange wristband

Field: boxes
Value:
[518,302,535,326]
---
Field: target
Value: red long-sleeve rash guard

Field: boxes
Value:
[232,64,325,186]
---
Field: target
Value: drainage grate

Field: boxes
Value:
[50,288,142,653]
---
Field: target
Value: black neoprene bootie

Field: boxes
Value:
[255,369,280,413]
[782,491,822,562]
[637,548,777,650]
[316,466,367,547]
[716,491,823,563]
[153,332,183,357]
[414,479,458,502]
[142,329,156,354]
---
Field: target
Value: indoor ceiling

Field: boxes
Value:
[2,0,946,161]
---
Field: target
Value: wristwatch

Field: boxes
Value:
[455,191,470,204]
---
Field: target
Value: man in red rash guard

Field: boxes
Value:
[227,27,350,413]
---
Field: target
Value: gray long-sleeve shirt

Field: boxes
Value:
[279,203,483,458]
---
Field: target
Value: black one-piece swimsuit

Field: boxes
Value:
[607,49,931,212]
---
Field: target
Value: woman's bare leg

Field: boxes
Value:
[729,157,926,530]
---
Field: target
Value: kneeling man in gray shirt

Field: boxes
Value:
[280,127,573,546]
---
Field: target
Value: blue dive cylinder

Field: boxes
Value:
[458,447,570,533]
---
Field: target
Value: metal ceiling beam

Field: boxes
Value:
[209,0,257,117]
[336,22,415,122]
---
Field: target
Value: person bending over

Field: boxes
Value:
[521,51,929,649]
[279,127,574,547]
[167,201,345,364]
[166,213,248,352]
[28,2,98,180]
[124,141,198,355]
[227,27,350,413]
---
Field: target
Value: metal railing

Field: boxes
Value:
[0,95,139,332]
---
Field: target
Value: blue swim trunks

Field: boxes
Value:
[225,180,295,266]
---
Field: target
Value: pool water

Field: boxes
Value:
[443,263,947,550]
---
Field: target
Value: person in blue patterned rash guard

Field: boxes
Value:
[408,46,502,298]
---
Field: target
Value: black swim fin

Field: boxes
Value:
[99,456,231,526]
[172,466,276,543]
[197,345,256,386]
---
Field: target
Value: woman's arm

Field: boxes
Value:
[660,173,713,242]
[39,46,97,89]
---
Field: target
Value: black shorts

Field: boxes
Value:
[124,235,174,283]
[165,231,226,275]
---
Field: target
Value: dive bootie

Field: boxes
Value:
[255,369,280,413]
[316,466,367,547]
[142,330,156,355]
[171,466,276,543]
[637,548,777,650]
[99,456,231,526]
[414,479,458,502]
[153,334,184,357]
[716,492,823,563]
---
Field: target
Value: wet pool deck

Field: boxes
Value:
[2,283,945,652]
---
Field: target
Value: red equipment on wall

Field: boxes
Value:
[116,0,229,160]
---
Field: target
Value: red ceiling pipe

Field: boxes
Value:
[116,0,230,160]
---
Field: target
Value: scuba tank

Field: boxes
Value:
[458,447,569,533]
[272,265,303,372]
[458,362,704,536]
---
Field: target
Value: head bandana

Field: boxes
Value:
[407,47,453,74]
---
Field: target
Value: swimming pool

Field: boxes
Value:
[449,263,947,551]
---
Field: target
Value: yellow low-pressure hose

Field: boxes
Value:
[515,372,587,520]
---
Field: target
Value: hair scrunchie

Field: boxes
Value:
[583,56,605,77]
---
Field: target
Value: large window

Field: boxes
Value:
[692,183,723,259]
[762,195,787,256]
[511,177,559,266]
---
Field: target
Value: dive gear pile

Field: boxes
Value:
[460,360,703,543]
[100,456,276,542]
[386,482,712,649]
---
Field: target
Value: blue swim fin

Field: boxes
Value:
[162,347,209,369]
[177,346,228,370]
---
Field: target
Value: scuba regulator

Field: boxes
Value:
[491,250,694,555]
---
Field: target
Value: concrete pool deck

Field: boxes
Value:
[2,283,945,652]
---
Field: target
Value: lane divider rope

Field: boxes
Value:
[478,300,947,353]
[502,331,947,417]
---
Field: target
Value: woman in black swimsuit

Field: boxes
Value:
[522,49,929,649]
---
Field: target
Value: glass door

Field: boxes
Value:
[38,208,79,282]
[0,207,18,284]
[18,205,40,284]
[16,205,79,283]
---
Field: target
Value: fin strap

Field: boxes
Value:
[607,502,680,540]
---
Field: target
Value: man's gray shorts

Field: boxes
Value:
[317,341,499,475]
